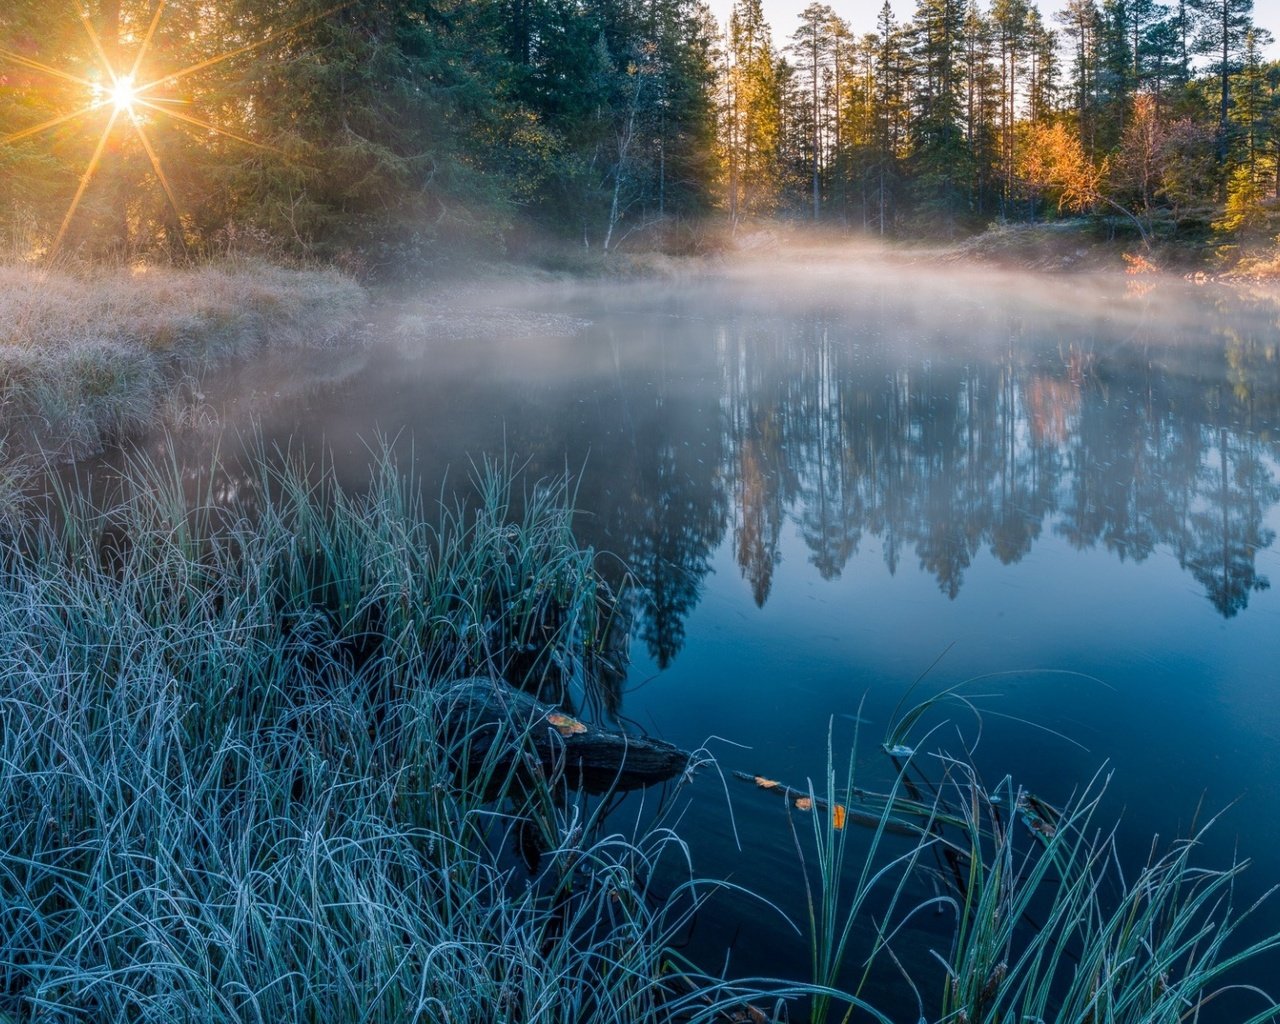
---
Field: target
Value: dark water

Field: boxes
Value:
[120,261,1280,1007]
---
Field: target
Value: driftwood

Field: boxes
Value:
[439,677,690,793]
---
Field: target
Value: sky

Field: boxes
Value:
[705,0,1280,54]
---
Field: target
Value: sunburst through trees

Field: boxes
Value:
[0,1,343,259]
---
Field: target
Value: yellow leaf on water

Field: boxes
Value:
[832,804,847,830]
[794,797,813,811]
[753,777,779,790]
[546,712,588,736]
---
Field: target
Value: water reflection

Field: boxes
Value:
[772,330,1272,615]
[547,286,1280,665]
[96,278,1280,676]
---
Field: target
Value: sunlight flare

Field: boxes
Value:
[52,107,121,257]
[110,76,137,114]
[1,1,349,258]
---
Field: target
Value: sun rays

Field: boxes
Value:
[1,1,346,258]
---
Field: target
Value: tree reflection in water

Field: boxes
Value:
[562,293,1280,665]
[95,286,1280,685]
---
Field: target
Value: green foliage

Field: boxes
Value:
[0,0,720,267]
[723,0,784,219]
[1217,162,1269,231]
[4,0,1280,259]
[1156,114,1218,217]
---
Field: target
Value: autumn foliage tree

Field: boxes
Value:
[1019,116,1154,244]
[1019,120,1106,212]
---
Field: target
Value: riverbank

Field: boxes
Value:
[890,219,1280,282]
[640,217,1280,284]
[0,261,368,459]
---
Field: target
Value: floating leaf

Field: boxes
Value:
[753,776,780,790]
[546,712,587,736]
[831,804,847,830]
[794,797,813,811]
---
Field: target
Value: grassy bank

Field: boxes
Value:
[0,262,366,458]
[0,445,765,1022]
[925,217,1280,280]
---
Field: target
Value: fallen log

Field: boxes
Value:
[438,676,690,793]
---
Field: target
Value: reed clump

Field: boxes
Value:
[0,443,778,1024]
[779,717,1280,1024]
[0,262,366,457]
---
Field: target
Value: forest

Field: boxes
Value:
[8,3,1280,1024]
[3,0,1279,269]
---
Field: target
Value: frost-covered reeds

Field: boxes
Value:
[0,445,770,1023]
[786,724,1280,1024]
[0,263,366,456]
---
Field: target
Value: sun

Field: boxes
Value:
[110,76,138,115]
[1,1,347,259]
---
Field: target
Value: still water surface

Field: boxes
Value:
[136,259,1280,1004]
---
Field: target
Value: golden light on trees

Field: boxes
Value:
[1,2,346,259]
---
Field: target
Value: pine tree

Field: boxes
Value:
[1057,0,1104,155]
[992,0,1031,201]
[1189,0,1257,163]
[789,2,837,220]
[962,0,1001,214]
[909,0,971,225]
[871,1,910,232]
[1144,15,1186,107]
[1026,9,1060,123]
[1099,0,1138,145]
[722,0,782,219]
[1228,25,1274,172]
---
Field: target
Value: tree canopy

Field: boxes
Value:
[4,0,1280,265]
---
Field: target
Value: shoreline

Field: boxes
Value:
[0,261,368,461]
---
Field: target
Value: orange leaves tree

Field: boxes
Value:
[1018,121,1104,213]
[1017,118,1152,248]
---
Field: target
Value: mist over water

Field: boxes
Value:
[107,253,1280,1012]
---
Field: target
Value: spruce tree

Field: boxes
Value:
[1189,0,1257,163]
